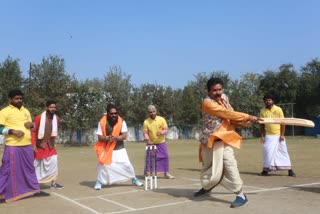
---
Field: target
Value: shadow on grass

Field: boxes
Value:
[293,186,320,194]
[176,168,201,172]
[240,171,286,176]
[79,181,136,189]
[154,187,231,205]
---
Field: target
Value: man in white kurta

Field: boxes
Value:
[93,103,143,190]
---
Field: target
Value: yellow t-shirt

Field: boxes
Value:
[143,116,168,144]
[0,105,32,146]
[260,105,284,135]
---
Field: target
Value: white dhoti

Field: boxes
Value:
[263,135,292,171]
[34,155,58,183]
[201,141,243,193]
[97,148,136,185]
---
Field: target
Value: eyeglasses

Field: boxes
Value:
[110,112,118,115]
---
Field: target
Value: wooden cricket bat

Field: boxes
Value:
[259,118,315,128]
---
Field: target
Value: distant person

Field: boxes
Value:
[143,105,174,179]
[194,77,259,208]
[31,100,64,189]
[0,89,41,202]
[93,103,143,190]
[259,94,296,177]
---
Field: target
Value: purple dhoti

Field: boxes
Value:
[0,145,40,202]
[145,142,169,173]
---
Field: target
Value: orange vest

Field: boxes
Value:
[93,115,123,164]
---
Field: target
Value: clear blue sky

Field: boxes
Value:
[1,0,319,88]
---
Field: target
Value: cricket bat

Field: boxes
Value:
[259,118,315,128]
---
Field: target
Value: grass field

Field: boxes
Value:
[1,136,320,214]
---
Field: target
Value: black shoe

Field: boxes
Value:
[258,171,269,176]
[288,170,296,177]
[51,182,64,189]
[35,191,50,197]
[193,188,213,197]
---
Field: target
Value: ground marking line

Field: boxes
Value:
[103,199,192,214]
[182,177,265,189]
[98,197,136,210]
[246,182,320,194]
[103,182,320,214]
[181,177,199,182]
[242,185,268,190]
[54,182,320,214]
[159,182,200,189]
[53,192,101,214]
[182,177,267,190]
[75,190,143,201]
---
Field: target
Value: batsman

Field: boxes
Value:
[143,105,175,180]
[194,77,260,208]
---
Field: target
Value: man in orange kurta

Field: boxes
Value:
[194,77,259,208]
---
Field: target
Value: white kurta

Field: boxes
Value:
[95,120,136,185]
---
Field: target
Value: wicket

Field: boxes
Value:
[144,145,157,190]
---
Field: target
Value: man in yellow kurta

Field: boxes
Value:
[194,77,259,208]
[259,94,295,176]
[143,105,174,179]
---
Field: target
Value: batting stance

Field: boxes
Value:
[194,77,259,208]
[259,94,296,177]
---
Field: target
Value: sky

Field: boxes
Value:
[1,0,319,89]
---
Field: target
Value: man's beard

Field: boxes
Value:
[11,102,22,109]
[107,116,118,126]
[46,110,55,117]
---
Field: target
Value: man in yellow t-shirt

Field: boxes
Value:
[0,89,41,202]
[259,93,295,177]
[143,105,174,179]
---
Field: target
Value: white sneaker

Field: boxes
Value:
[164,173,175,179]
[132,178,143,187]
[94,180,102,190]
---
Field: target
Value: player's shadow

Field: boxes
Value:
[240,171,284,176]
[176,168,201,172]
[79,181,134,188]
[293,186,320,194]
[154,188,231,205]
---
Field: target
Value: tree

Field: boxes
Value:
[0,56,23,108]
[259,64,298,104]
[25,55,76,116]
[63,79,105,143]
[175,85,200,126]
[296,58,320,117]
[228,73,263,115]
[103,66,132,118]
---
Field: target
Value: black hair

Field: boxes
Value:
[8,89,24,98]
[46,100,57,107]
[206,77,224,91]
[263,93,274,101]
[106,103,117,113]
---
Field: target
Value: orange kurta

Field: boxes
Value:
[199,98,250,162]
[201,98,250,149]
